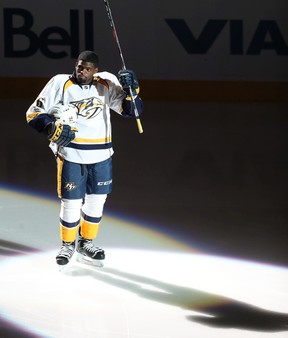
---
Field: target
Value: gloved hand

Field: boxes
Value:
[118,69,139,96]
[47,103,78,127]
[47,122,76,146]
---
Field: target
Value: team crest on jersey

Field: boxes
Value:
[64,182,77,192]
[72,97,104,119]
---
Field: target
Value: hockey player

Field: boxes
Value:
[26,50,143,267]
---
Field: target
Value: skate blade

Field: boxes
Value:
[76,253,104,268]
[58,264,68,272]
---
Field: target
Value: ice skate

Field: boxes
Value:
[76,237,105,268]
[56,241,75,270]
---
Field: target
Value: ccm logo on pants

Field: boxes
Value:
[97,180,112,186]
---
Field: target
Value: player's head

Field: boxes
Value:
[75,50,99,85]
[77,50,99,67]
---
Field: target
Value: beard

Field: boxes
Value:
[76,73,88,84]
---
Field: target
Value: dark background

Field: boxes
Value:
[1,97,287,267]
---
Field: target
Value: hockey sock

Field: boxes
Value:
[80,213,101,240]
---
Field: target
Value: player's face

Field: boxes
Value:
[75,60,98,85]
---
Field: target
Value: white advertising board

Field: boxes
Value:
[0,0,287,81]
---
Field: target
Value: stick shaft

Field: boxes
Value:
[103,0,126,69]
[103,0,143,133]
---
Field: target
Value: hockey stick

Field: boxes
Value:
[103,0,143,134]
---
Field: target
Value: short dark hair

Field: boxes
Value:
[77,50,99,67]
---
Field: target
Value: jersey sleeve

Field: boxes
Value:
[96,71,143,118]
[26,75,65,134]
[96,71,125,114]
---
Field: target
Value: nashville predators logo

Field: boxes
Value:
[71,97,104,119]
[64,182,77,192]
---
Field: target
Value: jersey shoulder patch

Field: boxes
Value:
[94,71,121,87]
[94,76,109,89]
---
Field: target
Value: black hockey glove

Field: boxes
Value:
[47,122,75,147]
[118,69,139,96]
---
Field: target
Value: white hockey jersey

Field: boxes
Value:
[26,71,126,164]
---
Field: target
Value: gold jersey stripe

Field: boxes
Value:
[73,136,112,144]
[63,79,74,93]
[94,77,109,88]
[26,111,40,122]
